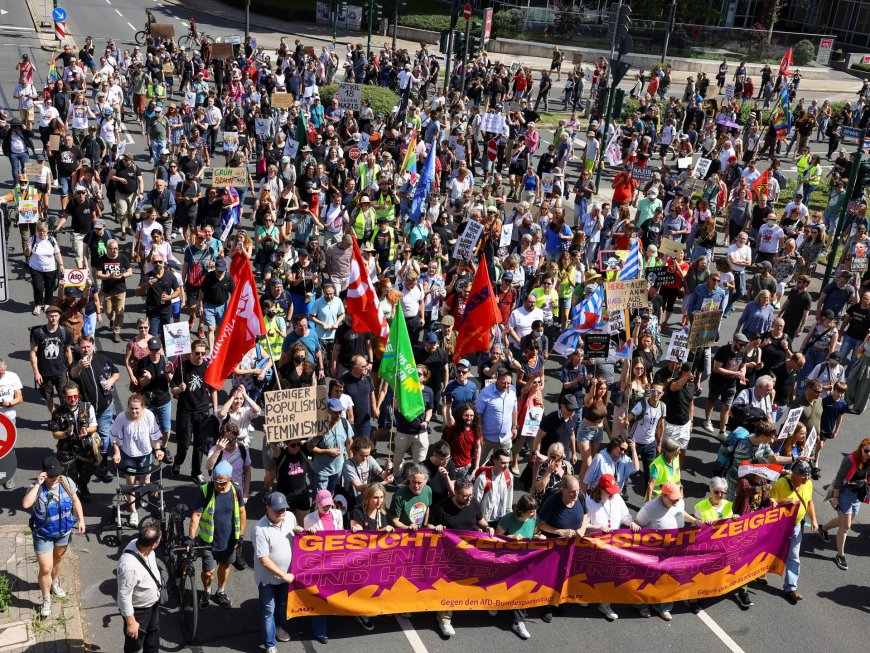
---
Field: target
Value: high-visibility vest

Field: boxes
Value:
[649,454,681,497]
[694,497,733,522]
[806,164,822,186]
[352,208,376,241]
[197,482,240,544]
[796,154,810,179]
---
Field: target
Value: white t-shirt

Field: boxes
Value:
[224,405,258,446]
[206,443,251,486]
[400,284,424,319]
[508,306,544,340]
[727,243,752,272]
[110,409,161,457]
[0,371,23,422]
[636,497,686,530]
[629,398,666,445]
[757,223,785,254]
[28,235,61,273]
[586,494,632,530]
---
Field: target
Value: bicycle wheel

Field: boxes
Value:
[200,34,214,45]
[177,34,191,49]
[179,568,198,642]
[134,30,147,46]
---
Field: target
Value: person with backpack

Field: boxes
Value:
[621,382,667,485]
[116,519,163,653]
[473,448,514,528]
[308,397,354,493]
[23,455,86,618]
[24,221,65,317]
[30,303,73,415]
[721,420,803,501]
[770,459,818,604]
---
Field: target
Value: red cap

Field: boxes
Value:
[598,474,620,495]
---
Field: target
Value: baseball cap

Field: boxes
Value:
[827,352,841,363]
[561,394,580,411]
[213,461,233,478]
[93,219,106,229]
[425,332,439,343]
[733,333,749,343]
[456,358,471,370]
[759,260,773,270]
[215,258,228,271]
[36,152,45,161]
[598,474,620,495]
[821,308,836,318]
[160,147,169,154]
[281,156,290,163]
[327,398,343,412]
[441,315,455,327]
[502,271,514,282]
[147,336,162,350]
[80,158,92,167]
[74,184,87,193]
[791,460,812,477]
[268,492,289,511]
[315,489,334,507]
[270,277,284,286]
[42,456,63,477]
[296,248,309,257]
[660,482,682,500]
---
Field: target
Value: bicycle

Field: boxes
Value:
[160,503,211,643]
[134,23,150,46]
[177,18,214,49]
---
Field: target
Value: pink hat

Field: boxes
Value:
[315,489,334,508]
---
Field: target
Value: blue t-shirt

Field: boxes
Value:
[538,492,586,535]
[444,379,479,407]
[194,482,241,552]
[282,331,322,363]
[820,395,847,435]
[544,224,572,255]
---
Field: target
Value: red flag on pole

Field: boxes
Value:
[204,253,266,389]
[779,47,793,76]
[453,262,501,363]
[751,168,770,200]
[346,237,389,342]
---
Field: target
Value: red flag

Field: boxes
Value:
[204,253,266,389]
[780,47,793,76]
[453,263,501,363]
[346,237,389,342]
[751,168,770,200]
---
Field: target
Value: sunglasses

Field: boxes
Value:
[712,490,725,496]
[65,394,79,400]
[214,478,229,486]
[153,260,165,265]
[863,448,870,454]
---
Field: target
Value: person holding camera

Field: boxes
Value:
[48,382,98,502]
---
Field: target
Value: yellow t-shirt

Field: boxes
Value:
[770,475,813,524]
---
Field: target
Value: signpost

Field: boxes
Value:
[0,216,7,303]
[817,37,834,66]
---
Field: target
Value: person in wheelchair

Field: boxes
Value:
[49,382,98,503]
[110,393,166,527]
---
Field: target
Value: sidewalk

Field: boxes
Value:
[0,525,88,653]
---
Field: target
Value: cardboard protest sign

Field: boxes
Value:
[452,220,484,261]
[264,385,329,442]
[63,269,88,288]
[271,92,294,108]
[162,63,175,75]
[163,321,192,357]
[677,156,693,169]
[605,279,647,312]
[150,23,175,39]
[658,238,684,259]
[211,43,234,59]
[212,167,248,187]
[686,309,722,348]
[665,328,691,363]
[48,135,60,152]
[24,161,43,179]
[693,158,712,179]
[337,83,362,111]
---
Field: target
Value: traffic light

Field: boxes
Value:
[615,4,632,56]
[468,34,481,58]
[338,0,348,11]
[364,2,382,24]
[439,30,450,54]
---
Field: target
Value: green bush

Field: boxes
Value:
[318,84,400,117]
[851,63,870,73]
[792,39,816,66]
[398,14,478,33]
[492,9,524,37]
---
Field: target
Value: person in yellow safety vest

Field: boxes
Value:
[693,476,733,522]
[357,154,381,195]
[260,299,287,362]
[0,173,43,251]
[800,154,823,201]
[795,148,811,181]
[372,175,399,224]
[187,460,246,610]
[350,195,377,243]
[645,437,681,500]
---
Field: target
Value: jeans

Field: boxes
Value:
[312,616,327,639]
[97,404,115,453]
[839,334,862,372]
[146,310,173,340]
[149,139,167,167]
[175,409,210,477]
[783,522,803,591]
[9,151,30,183]
[312,471,339,494]
[635,440,658,485]
[258,581,289,649]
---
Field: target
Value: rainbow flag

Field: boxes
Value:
[771,88,791,142]
[401,131,418,173]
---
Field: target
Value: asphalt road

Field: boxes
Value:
[0,2,868,652]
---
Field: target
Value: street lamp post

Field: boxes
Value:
[244,0,251,52]
[822,131,866,287]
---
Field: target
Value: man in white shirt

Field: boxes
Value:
[727,231,752,306]
[116,521,162,653]
[13,80,38,128]
[507,294,544,356]
[782,193,809,225]
[756,211,786,263]
[473,448,514,526]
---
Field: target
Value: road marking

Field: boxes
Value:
[394,616,429,653]
[0,25,35,32]
[127,21,135,30]
[115,9,123,16]
[119,121,134,145]
[696,610,747,653]
[105,0,111,4]
[0,8,7,14]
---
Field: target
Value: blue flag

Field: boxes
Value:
[409,140,437,224]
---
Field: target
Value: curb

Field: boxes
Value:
[22,0,76,53]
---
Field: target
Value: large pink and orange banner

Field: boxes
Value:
[287,505,796,617]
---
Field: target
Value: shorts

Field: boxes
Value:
[185,286,201,308]
[33,531,72,554]
[287,490,311,513]
[836,488,862,516]
[203,303,226,328]
[578,421,606,445]
[119,451,154,477]
[38,374,66,402]
[149,401,172,434]
[20,108,35,123]
[201,543,237,572]
[663,420,691,449]
[58,176,72,197]
[172,301,181,320]
[708,379,737,406]
[584,158,596,172]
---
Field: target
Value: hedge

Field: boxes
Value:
[851,63,870,73]
[317,84,400,117]
[398,15,479,33]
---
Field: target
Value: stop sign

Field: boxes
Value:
[487,139,498,161]
[464,3,471,20]
[349,147,361,161]
[0,413,16,460]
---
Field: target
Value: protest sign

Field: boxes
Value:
[499,223,513,249]
[284,138,300,159]
[150,23,175,39]
[852,256,867,273]
[584,332,610,359]
[677,156,693,169]
[687,309,722,348]
[777,407,804,440]
[219,34,242,45]
[163,321,192,357]
[480,112,506,135]
[599,250,627,274]
[605,142,622,167]
[724,83,735,100]
[212,167,248,187]
[572,51,583,64]
[520,404,543,439]
[184,91,196,106]
[63,269,88,288]
[358,132,370,152]
[211,43,234,59]
[541,172,554,194]
[665,328,691,363]
[453,221,484,261]
[658,237,683,259]
[631,167,653,183]
[304,85,318,99]
[608,309,626,336]
[162,63,175,75]
[645,265,675,287]
[337,83,362,111]
[804,428,818,461]
[271,92,294,108]
[17,199,39,224]
[223,131,239,152]
[693,157,712,179]
[48,134,60,152]
[287,505,796,617]
[605,279,647,312]
[264,385,329,442]
[255,118,271,137]
[24,161,42,179]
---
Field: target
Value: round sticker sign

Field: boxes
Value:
[349,147,361,161]
[66,269,86,286]
[0,413,17,460]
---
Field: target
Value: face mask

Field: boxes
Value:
[294,355,305,363]
[534,331,544,338]
[767,221,775,227]
[267,310,276,317]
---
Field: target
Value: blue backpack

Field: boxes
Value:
[716,426,751,473]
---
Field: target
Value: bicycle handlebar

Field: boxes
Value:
[169,544,212,554]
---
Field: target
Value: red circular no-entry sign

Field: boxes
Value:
[0,413,17,460]
[349,147,361,161]
[464,3,472,20]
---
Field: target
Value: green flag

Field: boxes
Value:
[379,310,425,421]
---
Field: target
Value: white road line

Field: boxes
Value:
[127,21,135,30]
[394,616,429,653]
[0,26,36,32]
[696,610,747,653]
[105,0,111,4]
[115,8,123,16]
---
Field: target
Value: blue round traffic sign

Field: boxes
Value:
[52,7,67,22]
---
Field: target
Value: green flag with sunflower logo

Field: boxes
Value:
[379,310,425,421]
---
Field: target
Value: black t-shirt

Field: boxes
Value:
[422,457,457,505]
[760,332,791,372]
[113,164,141,195]
[395,385,435,433]
[172,359,212,413]
[201,271,235,306]
[142,269,179,315]
[711,345,745,388]
[64,198,97,234]
[56,145,82,177]
[429,496,481,531]
[275,448,308,495]
[72,352,117,414]
[664,377,695,426]
[751,203,770,231]
[98,253,131,295]
[413,344,449,394]
[85,230,111,267]
[30,325,72,377]
[288,261,316,294]
[178,156,202,178]
[350,507,389,530]
[845,302,870,341]
[538,410,578,455]
[175,180,200,220]
[340,372,374,424]
[334,323,372,368]
[136,355,172,406]
[781,288,812,335]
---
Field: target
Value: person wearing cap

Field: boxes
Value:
[701,332,750,438]
[23,455,86,618]
[444,359,479,416]
[107,153,144,239]
[188,459,247,610]
[634,481,703,619]
[634,187,662,230]
[0,172,42,251]
[253,491,303,652]
[197,256,235,350]
[302,488,346,642]
[770,459,818,603]
[307,397,354,493]
[135,248,181,338]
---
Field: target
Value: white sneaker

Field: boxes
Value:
[276,626,291,641]
[266,647,277,653]
[40,596,51,618]
[598,603,618,621]
[51,581,67,598]
[439,620,455,637]
[128,511,139,527]
[701,420,715,434]
[512,621,531,640]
